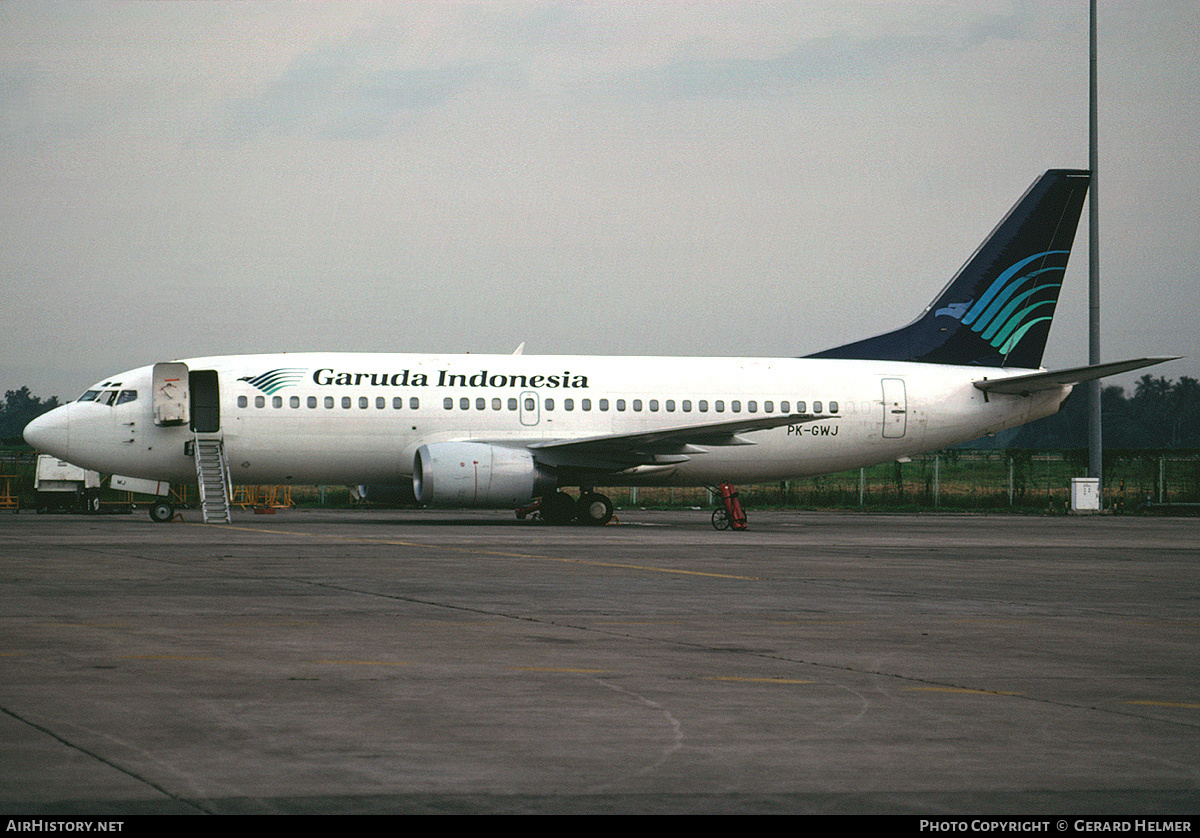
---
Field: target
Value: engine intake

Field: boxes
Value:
[413,442,553,508]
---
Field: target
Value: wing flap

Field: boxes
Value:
[527,412,828,471]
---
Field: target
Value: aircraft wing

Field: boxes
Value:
[521,412,829,471]
[974,357,1178,395]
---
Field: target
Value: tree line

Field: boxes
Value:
[0,387,60,444]
[979,375,1200,451]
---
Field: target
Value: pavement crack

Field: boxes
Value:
[0,704,213,814]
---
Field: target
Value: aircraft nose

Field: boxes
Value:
[23,406,71,460]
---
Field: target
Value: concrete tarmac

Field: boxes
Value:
[1,507,1197,815]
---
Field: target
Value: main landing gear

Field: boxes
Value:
[517,489,615,526]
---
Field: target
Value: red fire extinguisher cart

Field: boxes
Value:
[712,482,748,530]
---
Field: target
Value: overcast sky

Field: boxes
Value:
[2,1,1196,402]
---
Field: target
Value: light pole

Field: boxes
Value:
[1088,0,1102,483]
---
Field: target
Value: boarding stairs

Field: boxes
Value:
[193,434,232,523]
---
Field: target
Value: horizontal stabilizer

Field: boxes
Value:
[973,357,1179,395]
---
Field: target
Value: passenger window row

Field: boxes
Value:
[236,394,842,415]
[237,395,422,410]
[437,397,841,414]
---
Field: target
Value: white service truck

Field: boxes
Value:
[34,454,101,512]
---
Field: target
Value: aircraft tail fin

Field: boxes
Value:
[805,169,1091,368]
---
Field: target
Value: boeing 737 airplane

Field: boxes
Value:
[23,170,1172,525]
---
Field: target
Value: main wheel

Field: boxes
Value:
[576,492,614,526]
[149,502,174,523]
[539,491,577,525]
[711,508,730,530]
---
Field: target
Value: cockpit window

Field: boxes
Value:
[78,390,101,402]
[116,390,137,405]
[99,390,118,406]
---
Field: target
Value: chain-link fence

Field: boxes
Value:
[6,448,1198,513]
[595,450,1200,512]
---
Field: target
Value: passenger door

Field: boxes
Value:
[151,362,189,426]
[189,369,221,433]
[881,378,907,438]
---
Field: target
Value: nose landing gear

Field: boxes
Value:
[149,501,174,523]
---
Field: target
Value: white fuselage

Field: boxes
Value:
[27,352,1069,491]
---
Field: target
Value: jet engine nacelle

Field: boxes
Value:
[413,442,554,508]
